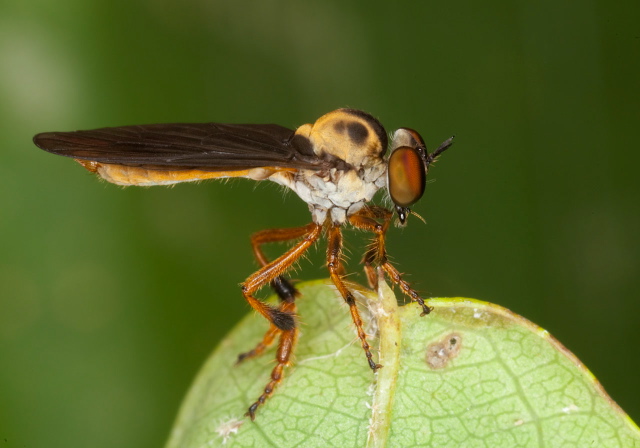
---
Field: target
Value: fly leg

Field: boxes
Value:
[354,206,393,289]
[327,224,381,371]
[253,227,311,302]
[236,224,315,364]
[241,222,322,420]
[349,206,433,316]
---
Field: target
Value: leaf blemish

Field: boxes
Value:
[425,333,462,369]
[215,418,243,444]
[562,404,579,414]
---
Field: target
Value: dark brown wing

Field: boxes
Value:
[33,123,327,171]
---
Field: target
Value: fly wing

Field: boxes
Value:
[34,122,327,172]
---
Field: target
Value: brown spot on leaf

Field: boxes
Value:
[425,332,462,369]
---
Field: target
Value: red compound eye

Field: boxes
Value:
[388,146,426,207]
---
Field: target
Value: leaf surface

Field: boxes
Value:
[166,279,640,447]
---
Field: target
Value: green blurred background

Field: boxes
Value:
[1,1,639,447]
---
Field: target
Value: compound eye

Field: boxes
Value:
[388,146,426,207]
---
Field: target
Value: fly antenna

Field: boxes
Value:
[425,135,455,166]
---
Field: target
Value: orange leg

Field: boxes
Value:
[236,325,279,364]
[349,207,433,316]
[327,224,381,371]
[237,224,314,364]
[354,206,393,288]
[242,222,322,420]
[252,226,313,303]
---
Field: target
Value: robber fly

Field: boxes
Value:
[34,108,453,419]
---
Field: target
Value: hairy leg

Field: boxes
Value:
[349,207,432,316]
[252,225,314,302]
[326,224,381,371]
[241,222,322,419]
[237,224,316,363]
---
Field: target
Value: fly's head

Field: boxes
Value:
[387,128,454,225]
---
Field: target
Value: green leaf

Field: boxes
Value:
[166,279,640,447]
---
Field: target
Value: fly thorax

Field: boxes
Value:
[269,108,391,224]
[270,159,386,225]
